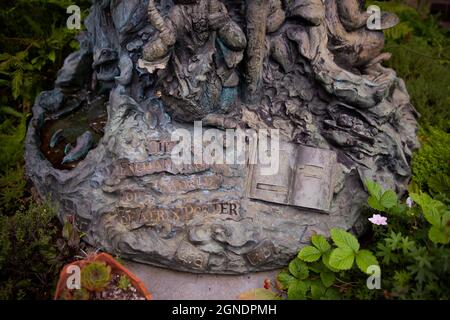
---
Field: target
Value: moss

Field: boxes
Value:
[412,127,450,197]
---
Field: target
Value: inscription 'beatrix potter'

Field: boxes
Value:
[115,202,241,229]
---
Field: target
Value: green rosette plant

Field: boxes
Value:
[81,261,112,292]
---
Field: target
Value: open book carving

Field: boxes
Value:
[248,143,337,213]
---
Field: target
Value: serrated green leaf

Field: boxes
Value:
[308,261,324,274]
[311,234,331,253]
[389,203,407,215]
[380,190,398,209]
[410,193,445,226]
[355,250,379,274]
[323,287,341,300]
[298,246,322,262]
[428,225,449,244]
[322,251,340,272]
[277,271,295,290]
[289,259,309,280]
[320,271,335,288]
[365,179,383,200]
[424,205,445,227]
[330,228,360,252]
[287,280,309,300]
[311,280,326,299]
[368,195,385,211]
[442,212,450,228]
[329,247,355,270]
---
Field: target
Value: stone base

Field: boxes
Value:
[123,260,280,300]
[26,0,419,275]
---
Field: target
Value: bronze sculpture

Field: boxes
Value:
[25,1,418,273]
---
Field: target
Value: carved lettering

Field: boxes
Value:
[112,202,241,229]
[113,159,211,178]
[245,240,275,266]
[175,242,209,271]
[151,174,223,194]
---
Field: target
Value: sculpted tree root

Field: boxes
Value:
[25,0,418,274]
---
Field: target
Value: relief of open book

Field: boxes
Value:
[248,142,337,213]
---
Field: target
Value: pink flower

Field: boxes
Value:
[406,197,414,208]
[368,214,388,226]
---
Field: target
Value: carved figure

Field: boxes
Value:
[139,0,247,121]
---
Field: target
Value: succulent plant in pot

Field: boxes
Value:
[54,253,153,300]
[81,261,112,292]
[72,288,91,300]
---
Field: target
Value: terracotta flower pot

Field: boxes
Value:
[54,253,152,300]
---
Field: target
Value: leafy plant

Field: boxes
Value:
[71,288,90,300]
[0,106,30,212]
[365,179,402,213]
[0,0,91,111]
[81,261,112,292]
[0,202,79,299]
[118,275,132,291]
[271,179,449,300]
[409,192,449,244]
[365,180,450,299]
[412,127,450,201]
[276,230,377,300]
[0,0,91,299]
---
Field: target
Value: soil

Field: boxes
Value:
[92,273,147,300]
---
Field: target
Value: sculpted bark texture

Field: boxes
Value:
[25,0,418,274]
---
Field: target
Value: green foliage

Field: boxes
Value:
[410,192,449,244]
[0,0,91,214]
[81,261,112,292]
[277,180,449,300]
[118,275,132,291]
[367,180,449,299]
[0,202,76,299]
[71,288,90,300]
[278,231,377,300]
[0,0,91,111]
[0,0,92,214]
[367,1,450,208]
[365,178,407,215]
[0,106,29,212]
[412,127,450,200]
[0,0,91,299]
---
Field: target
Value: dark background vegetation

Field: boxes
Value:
[0,0,448,299]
